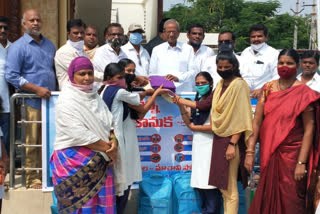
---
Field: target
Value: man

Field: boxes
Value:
[241,23,279,98]
[148,19,195,93]
[122,23,150,76]
[144,18,169,56]
[0,16,11,154]
[84,25,99,60]
[187,23,214,74]
[201,31,243,88]
[5,9,56,189]
[55,19,88,90]
[93,23,127,75]
[298,50,320,92]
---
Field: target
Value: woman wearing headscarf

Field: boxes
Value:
[50,57,117,214]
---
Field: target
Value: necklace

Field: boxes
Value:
[277,79,296,91]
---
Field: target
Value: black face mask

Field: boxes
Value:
[217,69,234,79]
[125,73,136,86]
[218,43,233,53]
[108,38,123,50]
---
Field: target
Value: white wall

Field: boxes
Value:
[112,0,158,41]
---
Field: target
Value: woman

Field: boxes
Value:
[50,57,117,214]
[245,48,320,214]
[175,72,221,214]
[99,62,165,214]
[175,52,252,214]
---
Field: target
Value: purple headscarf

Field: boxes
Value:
[68,56,93,83]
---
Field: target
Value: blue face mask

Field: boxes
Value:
[129,32,143,45]
[195,84,211,96]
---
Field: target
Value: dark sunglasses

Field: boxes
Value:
[0,26,8,30]
[218,40,232,44]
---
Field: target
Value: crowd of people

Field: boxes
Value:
[0,7,320,214]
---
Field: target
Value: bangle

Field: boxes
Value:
[297,161,307,165]
[229,142,237,146]
[246,149,255,153]
[181,112,188,116]
[110,137,118,146]
[246,153,254,156]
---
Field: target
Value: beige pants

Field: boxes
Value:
[220,146,240,214]
[25,105,42,188]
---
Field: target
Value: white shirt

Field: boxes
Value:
[121,42,150,76]
[241,43,279,90]
[92,44,128,75]
[55,41,90,90]
[201,53,244,89]
[191,44,214,72]
[149,41,196,93]
[0,41,11,113]
[297,72,320,92]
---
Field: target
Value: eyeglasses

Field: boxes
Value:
[109,33,123,37]
[0,26,8,30]
[218,40,232,44]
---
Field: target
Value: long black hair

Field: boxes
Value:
[98,63,124,94]
[216,51,241,78]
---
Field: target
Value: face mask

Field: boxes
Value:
[189,41,201,50]
[251,42,265,52]
[217,69,234,79]
[129,33,143,45]
[68,40,84,56]
[278,66,297,79]
[195,84,211,96]
[70,82,93,92]
[108,38,123,50]
[104,78,127,89]
[125,73,136,86]
[218,43,233,52]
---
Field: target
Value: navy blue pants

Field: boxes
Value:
[0,113,9,155]
[116,185,131,214]
[197,188,222,214]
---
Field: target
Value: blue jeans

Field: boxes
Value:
[0,113,10,154]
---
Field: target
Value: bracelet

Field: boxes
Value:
[297,161,307,165]
[228,142,237,146]
[246,150,255,153]
[246,153,254,156]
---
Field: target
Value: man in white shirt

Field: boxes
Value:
[122,23,150,76]
[241,24,279,98]
[149,19,195,93]
[201,31,243,88]
[187,23,214,73]
[93,23,127,77]
[298,50,320,92]
[55,19,89,90]
[84,25,99,60]
[0,16,11,154]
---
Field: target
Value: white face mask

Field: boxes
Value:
[251,42,265,52]
[68,40,85,56]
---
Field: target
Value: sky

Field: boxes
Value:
[163,0,313,16]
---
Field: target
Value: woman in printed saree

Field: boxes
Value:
[245,48,320,214]
[50,57,118,214]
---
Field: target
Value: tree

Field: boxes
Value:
[163,0,310,51]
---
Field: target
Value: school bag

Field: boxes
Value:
[171,171,202,214]
[138,174,173,214]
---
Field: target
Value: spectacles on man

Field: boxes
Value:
[218,40,232,44]
[109,33,123,37]
[0,26,8,30]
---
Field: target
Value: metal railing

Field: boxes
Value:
[9,93,42,188]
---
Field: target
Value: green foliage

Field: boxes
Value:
[163,0,311,51]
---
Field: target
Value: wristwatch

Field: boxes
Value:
[229,142,237,146]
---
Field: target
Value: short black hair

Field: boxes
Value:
[301,50,320,65]
[103,23,123,37]
[249,23,268,37]
[219,31,236,41]
[67,19,86,32]
[0,16,9,25]
[159,18,170,33]
[188,23,204,34]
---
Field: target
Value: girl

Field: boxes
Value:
[99,62,164,214]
